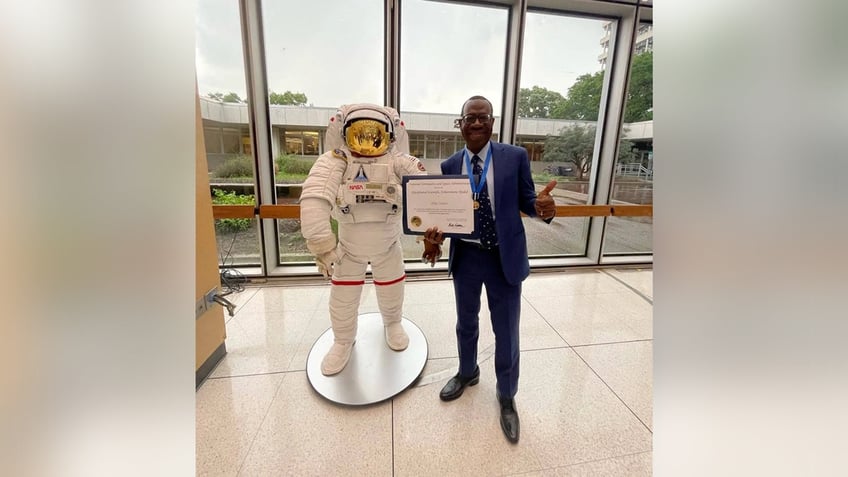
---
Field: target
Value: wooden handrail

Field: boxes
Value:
[551,205,611,217]
[610,205,653,217]
[211,205,256,219]
[212,204,653,220]
[258,204,301,219]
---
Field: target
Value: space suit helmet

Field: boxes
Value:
[342,107,395,157]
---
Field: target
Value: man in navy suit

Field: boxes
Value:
[423,95,557,443]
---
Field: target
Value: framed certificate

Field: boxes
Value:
[401,175,477,238]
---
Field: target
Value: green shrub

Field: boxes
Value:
[532,172,555,184]
[275,154,313,175]
[212,188,255,233]
[532,171,575,184]
[214,155,254,178]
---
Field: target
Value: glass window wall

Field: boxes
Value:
[519,11,614,257]
[196,0,261,268]
[400,1,507,116]
[399,0,508,262]
[194,0,651,276]
[604,21,653,256]
[261,0,385,265]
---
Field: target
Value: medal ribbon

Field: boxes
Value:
[464,145,492,201]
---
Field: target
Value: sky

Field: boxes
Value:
[195,0,606,115]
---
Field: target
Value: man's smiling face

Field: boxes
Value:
[460,98,494,154]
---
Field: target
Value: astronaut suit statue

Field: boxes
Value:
[299,104,439,376]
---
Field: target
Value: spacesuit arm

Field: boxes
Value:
[300,152,347,275]
[300,197,338,278]
[300,197,335,255]
[395,153,428,178]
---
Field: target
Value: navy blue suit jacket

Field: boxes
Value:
[441,142,538,286]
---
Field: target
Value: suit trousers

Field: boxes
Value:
[452,239,521,399]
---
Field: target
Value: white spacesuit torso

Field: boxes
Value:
[334,146,424,252]
[300,104,426,257]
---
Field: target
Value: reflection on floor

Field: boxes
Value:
[197,267,653,476]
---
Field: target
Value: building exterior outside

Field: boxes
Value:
[599,22,653,68]
[200,98,653,175]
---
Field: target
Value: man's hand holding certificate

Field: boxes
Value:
[402,175,476,237]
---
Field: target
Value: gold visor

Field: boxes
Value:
[344,119,390,156]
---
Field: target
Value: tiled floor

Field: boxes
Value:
[196,268,653,476]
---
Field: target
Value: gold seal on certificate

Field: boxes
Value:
[401,175,476,237]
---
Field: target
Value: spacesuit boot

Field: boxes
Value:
[375,280,409,351]
[322,283,362,375]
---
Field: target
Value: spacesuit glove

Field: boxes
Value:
[315,249,340,279]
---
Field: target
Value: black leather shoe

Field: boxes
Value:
[499,397,520,443]
[439,366,480,401]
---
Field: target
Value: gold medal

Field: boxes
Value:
[473,200,480,210]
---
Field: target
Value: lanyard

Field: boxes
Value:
[464,145,492,202]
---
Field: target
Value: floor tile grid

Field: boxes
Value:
[522,269,653,351]
[196,373,289,477]
[206,285,330,379]
[217,281,447,475]
[568,343,653,434]
[572,340,653,432]
[234,371,395,476]
[198,270,653,476]
[521,270,650,345]
[504,450,652,476]
[578,272,653,433]
[223,312,392,477]
[391,345,652,475]
[227,282,518,475]
[407,280,570,388]
[390,272,652,474]
[600,269,653,304]
[199,286,329,475]
[521,272,654,435]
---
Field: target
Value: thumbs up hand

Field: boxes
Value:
[534,180,557,221]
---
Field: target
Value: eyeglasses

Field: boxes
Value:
[460,113,494,125]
